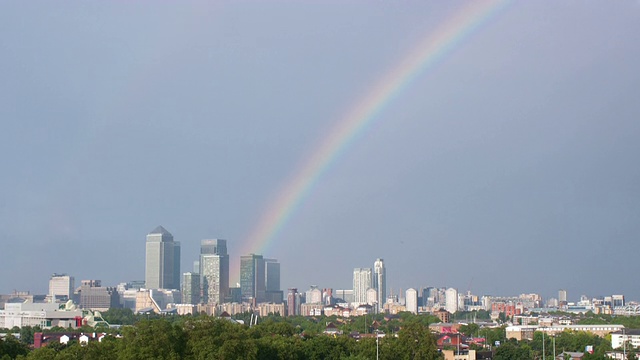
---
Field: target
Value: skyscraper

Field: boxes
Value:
[559,289,567,306]
[145,226,180,290]
[49,273,75,301]
[264,259,280,292]
[264,258,283,303]
[373,258,386,312]
[200,239,229,305]
[287,288,298,316]
[406,288,418,314]
[182,272,200,305]
[353,268,372,304]
[445,288,458,314]
[240,254,265,302]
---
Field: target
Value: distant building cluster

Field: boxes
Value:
[1,225,639,332]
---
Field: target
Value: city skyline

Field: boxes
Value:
[2,2,640,299]
[8,226,640,303]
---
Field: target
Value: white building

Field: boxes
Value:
[611,329,640,350]
[366,288,378,308]
[305,286,323,304]
[200,239,229,305]
[406,288,418,314]
[135,288,181,313]
[49,274,75,301]
[353,268,372,304]
[445,288,458,314]
[0,302,83,329]
[373,259,386,312]
[506,324,625,341]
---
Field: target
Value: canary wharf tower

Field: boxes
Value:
[145,226,180,290]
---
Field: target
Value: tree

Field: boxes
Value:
[395,322,440,360]
[0,335,29,359]
[498,312,507,324]
[494,341,532,360]
[458,323,479,337]
[117,319,185,360]
[24,346,57,360]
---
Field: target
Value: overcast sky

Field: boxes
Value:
[1,1,639,302]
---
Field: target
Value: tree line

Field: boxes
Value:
[5,315,442,360]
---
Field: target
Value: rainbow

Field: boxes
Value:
[235,0,510,282]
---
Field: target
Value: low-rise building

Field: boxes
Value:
[442,350,493,360]
[555,351,584,360]
[433,309,452,323]
[300,303,324,316]
[506,325,625,341]
[611,329,640,349]
[429,323,462,334]
[0,303,83,329]
[257,303,285,317]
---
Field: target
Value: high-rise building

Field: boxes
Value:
[353,268,372,304]
[78,280,120,311]
[264,259,280,292]
[422,287,436,307]
[445,288,458,314]
[264,259,283,303]
[182,272,200,305]
[558,289,567,307]
[373,259,386,312]
[305,286,322,304]
[612,294,625,308]
[145,226,180,290]
[287,288,298,316]
[406,288,418,314]
[240,254,265,303]
[200,239,229,305]
[334,289,354,304]
[366,288,378,307]
[49,274,75,301]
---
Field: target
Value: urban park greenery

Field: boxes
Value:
[0,310,636,359]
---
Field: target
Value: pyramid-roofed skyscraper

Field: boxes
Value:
[145,226,180,290]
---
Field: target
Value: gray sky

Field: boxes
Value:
[1,1,639,302]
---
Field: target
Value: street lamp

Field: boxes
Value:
[375,330,381,360]
[542,326,545,360]
[623,328,626,360]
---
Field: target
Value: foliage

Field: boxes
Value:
[494,340,533,360]
[395,321,440,360]
[11,310,633,360]
[0,335,29,359]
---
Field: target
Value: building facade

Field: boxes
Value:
[181,272,200,305]
[264,258,282,303]
[406,288,418,314]
[145,226,180,290]
[353,268,372,304]
[559,289,568,307]
[240,254,265,303]
[200,239,229,305]
[373,259,386,312]
[0,303,83,329]
[287,288,298,316]
[78,280,120,311]
[49,274,75,301]
[445,288,459,314]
